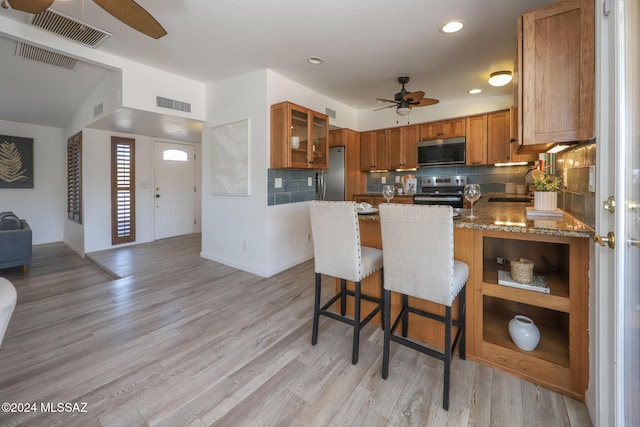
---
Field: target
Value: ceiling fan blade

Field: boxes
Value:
[93,0,167,39]
[403,91,425,102]
[375,98,399,104]
[5,0,53,14]
[414,98,440,107]
[373,104,397,111]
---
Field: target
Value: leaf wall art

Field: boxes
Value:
[0,135,34,188]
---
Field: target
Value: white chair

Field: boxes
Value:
[0,277,17,347]
[378,203,468,410]
[309,201,384,364]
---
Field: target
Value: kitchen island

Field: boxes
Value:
[343,195,592,400]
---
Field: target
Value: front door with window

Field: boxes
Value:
[154,141,196,240]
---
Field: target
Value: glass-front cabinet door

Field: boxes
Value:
[270,101,329,169]
[310,113,328,168]
[289,107,309,168]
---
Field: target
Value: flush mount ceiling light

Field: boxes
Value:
[440,20,464,34]
[307,57,324,65]
[488,70,513,87]
[468,89,482,94]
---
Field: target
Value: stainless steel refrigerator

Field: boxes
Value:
[316,146,345,201]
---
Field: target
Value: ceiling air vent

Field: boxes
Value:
[15,42,78,70]
[30,9,112,48]
[156,96,191,113]
[325,108,336,119]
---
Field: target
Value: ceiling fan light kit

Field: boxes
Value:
[375,76,439,116]
[488,70,513,87]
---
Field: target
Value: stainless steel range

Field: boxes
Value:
[413,175,467,208]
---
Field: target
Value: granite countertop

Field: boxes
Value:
[358,193,595,238]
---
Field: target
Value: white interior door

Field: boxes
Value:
[595,1,640,425]
[154,141,196,240]
[616,1,639,425]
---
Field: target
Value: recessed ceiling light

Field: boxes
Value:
[307,57,324,65]
[440,20,464,34]
[468,89,482,94]
[488,70,513,86]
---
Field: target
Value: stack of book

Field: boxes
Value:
[497,270,550,294]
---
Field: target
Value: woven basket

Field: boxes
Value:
[510,258,534,283]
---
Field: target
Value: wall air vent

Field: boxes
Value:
[325,108,336,119]
[15,42,78,70]
[93,102,104,117]
[30,9,112,48]
[156,96,191,113]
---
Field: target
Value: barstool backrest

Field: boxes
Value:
[0,277,17,347]
[379,204,459,306]
[309,201,363,283]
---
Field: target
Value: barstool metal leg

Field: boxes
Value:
[382,288,391,378]
[401,294,409,338]
[340,279,347,316]
[443,305,452,411]
[352,281,362,364]
[311,272,321,345]
[459,285,466,360]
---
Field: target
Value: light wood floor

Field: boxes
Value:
[0,234,592,426]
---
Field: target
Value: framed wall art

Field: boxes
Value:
[0,134,34,189]
[211,119,250,196]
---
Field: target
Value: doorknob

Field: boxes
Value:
[603,195,615,213]
[593,231,615,249]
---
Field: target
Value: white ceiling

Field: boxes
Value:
[0,0,557,138]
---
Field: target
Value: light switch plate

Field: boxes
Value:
[308,177,313,186]
[381,177,386,184]
[588,165,595,192]
[274,177,282,188]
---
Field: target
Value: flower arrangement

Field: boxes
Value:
[532,174,561,192]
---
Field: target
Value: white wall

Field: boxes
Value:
[0,120,65,245]
[201,70,269,275]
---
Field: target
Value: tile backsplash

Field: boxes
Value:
[556,140,596,228]
[269,139,596,230]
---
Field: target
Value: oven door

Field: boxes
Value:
[413,194,464,208]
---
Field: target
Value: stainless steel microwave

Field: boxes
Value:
[417,136,466,166]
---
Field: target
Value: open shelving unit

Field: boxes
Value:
[471,230,589,400]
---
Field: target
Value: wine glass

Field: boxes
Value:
[382,184,395,204]
[463,184,481,219]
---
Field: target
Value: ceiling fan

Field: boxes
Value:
[1,0,167,39]
[375,76,439,116]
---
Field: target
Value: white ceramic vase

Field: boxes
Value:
[534,191,557,211]
[508,315,540,351]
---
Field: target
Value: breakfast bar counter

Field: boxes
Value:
[344,196,591,400]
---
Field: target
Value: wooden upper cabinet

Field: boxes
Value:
[270,101,329,169]
[466,115,487,165]
[518,0,594,149]
[486,110,511,164]
[419,118,466,140]
[388,125,419,170]
[360,129,389,171]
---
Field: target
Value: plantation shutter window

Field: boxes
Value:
[111,137,136,245]
[67,132,82,224]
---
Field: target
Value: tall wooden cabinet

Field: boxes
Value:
[329,128,365,201]
[466,115,487,165]
[270,101,329,169]
[516,0,594,151]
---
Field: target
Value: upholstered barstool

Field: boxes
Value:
[378,203,468,410]
[309,201,383,364]
[0,277,17,347]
